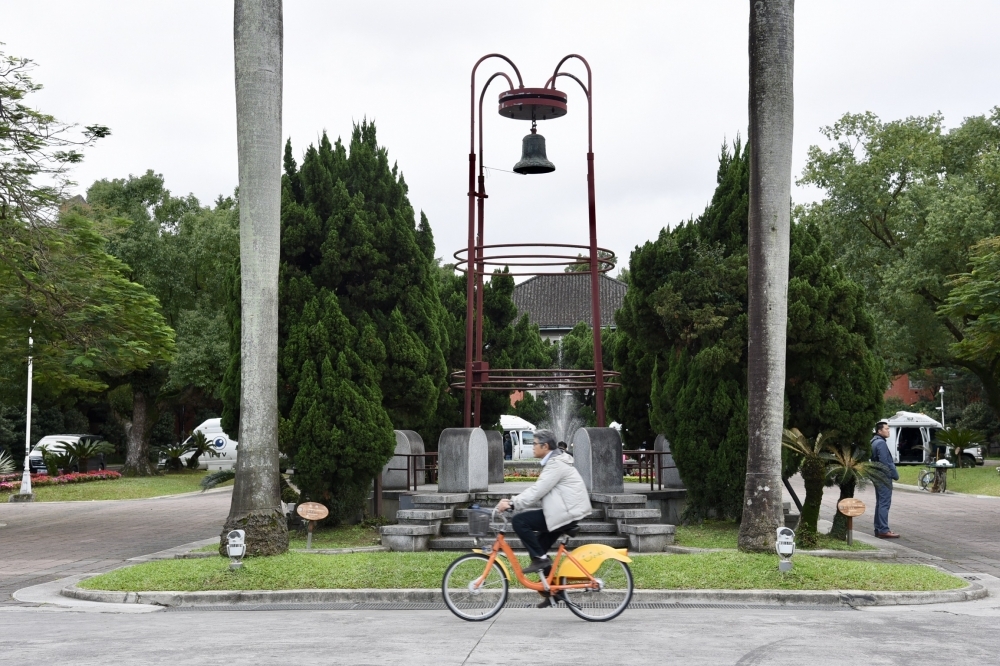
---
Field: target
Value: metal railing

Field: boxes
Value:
[382,452,439,492]
[622,449,676,491]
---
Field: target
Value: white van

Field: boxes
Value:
[500,415,536,460]
[883,411,983,467]
[177,418,238,470]
[27,434,105,473]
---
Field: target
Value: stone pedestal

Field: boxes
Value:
[8,493,35,503]
[438,428,488,493]
[399,430,426,486]
[653,434,684,488]
[620,523,675,552]
[573,427,624,494]
[381,431,411,490]
[485,430,505,484]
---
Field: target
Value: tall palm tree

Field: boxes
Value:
[222,0,288,555]
[739,0,795,552]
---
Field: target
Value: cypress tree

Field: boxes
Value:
[618,140,885,520]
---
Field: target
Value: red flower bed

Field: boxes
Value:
[0,470,122,493]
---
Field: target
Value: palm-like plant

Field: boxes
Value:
[825,441,890,540]
[185,431,219,469]
[933,428,982,471]
[157,443,189,472]
[782,429,831,547]
[60,439,113,473]
[0,449,15,474]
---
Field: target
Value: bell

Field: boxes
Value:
[513,126,555,175]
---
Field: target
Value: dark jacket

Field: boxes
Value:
[871,434,899,482]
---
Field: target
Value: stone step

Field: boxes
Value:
[427,535,629,551]
[604,508,661,521]
[396,508,453,522]
[440,521,618,536]
[454,507,605,521]
[411,493,471,507]
[590,493,648,506]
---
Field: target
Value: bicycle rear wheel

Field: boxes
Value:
[560,558,633,621]
[442,553,508,621]
[918,470,934,491]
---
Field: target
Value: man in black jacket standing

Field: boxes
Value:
[871,421,900,538]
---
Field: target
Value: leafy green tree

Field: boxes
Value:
[618,141,885,520]
[800,109,1000,422]
[511,392,548,427]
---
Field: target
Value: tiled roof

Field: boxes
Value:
[512,274,628,330]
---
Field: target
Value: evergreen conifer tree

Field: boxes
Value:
[617,141,885,520]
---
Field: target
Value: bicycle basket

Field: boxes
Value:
[467,508,493,537]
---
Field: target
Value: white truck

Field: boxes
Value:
[177,418,238,471]
[500,414,536,460]
[883,411,984,467]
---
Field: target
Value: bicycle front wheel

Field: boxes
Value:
[442,553,508,621]
[918,470,934,490]
[561,558,633,622]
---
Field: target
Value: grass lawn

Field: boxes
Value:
[20,470,231,502]
[675,520,875,551]
[896,465,1000,496]
[80,550,963,593]
[196,523,382,552]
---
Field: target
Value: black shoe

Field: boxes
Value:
[537,590,568,608]
[523,557,552,574]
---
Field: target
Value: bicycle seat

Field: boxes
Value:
[562,522,580,538]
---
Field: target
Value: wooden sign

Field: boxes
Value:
[296,502,329,521]
[837,498,866,517]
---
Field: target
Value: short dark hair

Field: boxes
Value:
[875,421,889,431]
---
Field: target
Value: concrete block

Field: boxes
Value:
[485,429,505,484]
[653,434,684,488]
[379,524,436,552]
[620,523,676,552]
[437,428,489,493]
[411,493,472,507]
[573,427,624,494]
[381,431,412,490]
[396,508,453,536]
[590,493,647,506]
[399,430,426,486]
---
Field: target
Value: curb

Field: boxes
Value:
[176,546,389,558]
[62,581,987,608]
[662,545,897,560]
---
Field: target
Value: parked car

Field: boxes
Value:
[172,418,238,471]
[883,411,984,467]
[27,434,106,474]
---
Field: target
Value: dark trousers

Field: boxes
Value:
[873,483,892,534]
[511,509,563,559]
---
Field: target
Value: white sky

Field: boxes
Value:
[3,1,999,271]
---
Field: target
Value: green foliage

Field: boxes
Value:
[510,392,548,427]
[185,431,218,469]
[781,429,830,546]
[157,443,189,472]
[60,438,112,472]
[606,328,656,447]
[201,468,235,491]
[942,236,1000,371]
[800,108,1000,423]
[825,440,890,539]
[0,448,14,474]
[618,140,885,520]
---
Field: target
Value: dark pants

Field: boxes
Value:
[511,509,565,559]
[873,482,892,534]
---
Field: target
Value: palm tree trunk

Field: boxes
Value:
[738,0,794,552]
[829,478,855,540]
[222,0,288,556]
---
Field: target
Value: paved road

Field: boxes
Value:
[1,600,998,665]
[0,489,232,605]
[785,474,1000,576]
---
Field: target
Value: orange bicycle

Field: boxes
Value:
[441,507,633,622]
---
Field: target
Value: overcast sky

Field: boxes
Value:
[3,1,999,272]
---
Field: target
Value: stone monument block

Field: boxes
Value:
[400,429,426,486]
[653,434,684,488]
[438,428,489,493]
[573,427,623,494]
[381,431,412,490]
[485,430,505,484]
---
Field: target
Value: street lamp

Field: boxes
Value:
[17,330,35,500]
[938,386,945,428]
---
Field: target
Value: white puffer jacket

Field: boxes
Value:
[511,450,592,530]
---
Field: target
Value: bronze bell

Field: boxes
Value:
[513,125,555,174]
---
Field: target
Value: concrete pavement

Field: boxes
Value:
[0,488,232,605]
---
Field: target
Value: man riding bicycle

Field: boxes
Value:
[496,429,592,575]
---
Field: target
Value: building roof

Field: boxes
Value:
[512,273,628,331]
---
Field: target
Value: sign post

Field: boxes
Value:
[296,502,329,549]
[837,498,866,546]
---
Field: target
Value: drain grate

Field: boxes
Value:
[164,601,851,613]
